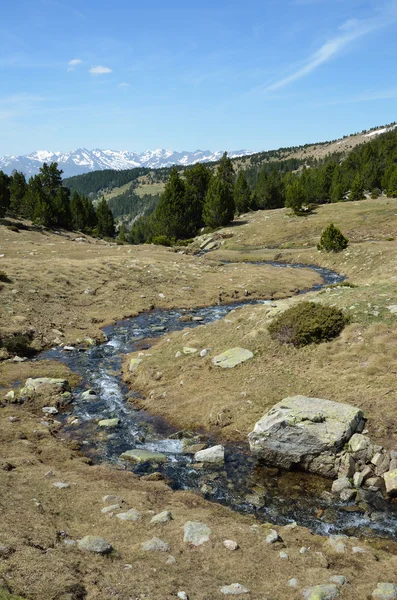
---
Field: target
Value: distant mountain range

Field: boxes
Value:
[0,148,254,178]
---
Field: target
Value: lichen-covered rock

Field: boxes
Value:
[129,357,143,373]
[119,449,166,464]
[194,445,225,464]
[141,537,169,552]
[384,469,397,496]
[331,477,351,494]
[213,348,253,368]
[183,521,212,546]
[151,510,172,524]
[248,396,364,477]
[220,583,249,595]
[303,584,339,599]
[116,508,142,521]
[78,535,112,554]
[98,418,120,428]
[24,377,70,392]
[372,583,397,599]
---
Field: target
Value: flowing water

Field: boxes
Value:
[36,261,397,540]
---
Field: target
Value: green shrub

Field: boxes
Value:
[268,301,347,347]
[1,334,34,356]
[317,223,349,252]
[151,235,174,247]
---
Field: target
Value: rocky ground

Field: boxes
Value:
[2,199,397,599]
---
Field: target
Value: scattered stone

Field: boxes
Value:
[116,509,142,521]
[199,349,208,357]
[81,389,98,400]
[384,469,397,496]
[4,391,15,402]
[279,551,289,559]
[24,377,70,393]
[289,579,299,588]
[45,470,55,478]
[42,406,58,415]
[372,583,397,599]
[103,495,123,504]
[182,347,198,354]
[78,535,112,554]
[175,351,182,358]
[331,477,351,494]
[353,471,365,488]
[183,521,212,546]
[101,504,120,514]
[352,546,366,554]
[53,482,70,489]
[336,453,355,478]
[177,593,189,600]
[8,416,18,423]
[151,510,172,524]
[129,357,143,373]
[223,539,239,551]
[248,396,364,477]
[300,547,309,554]
[194,445,225,464]
[98,418,120,428]
[141,537,169,552]
[213,347,253,368]
[303,584,339,599]
[63,346,75,352]
[348,433,373,460]
[220,583,250,595]
[326,535,346,554]
[166,555,176,564]
[265,529,280,544]
[329,576,346,586]
[340,488,356,502]
[120,449,167,465]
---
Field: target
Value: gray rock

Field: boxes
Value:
[194,445,225,464]
[98,418,120,428]
[78,535,112,554]
[248,396,364,477]
[42,406,58,415]
[384,469,397,496]
[353,471,365,488]
[101,504,120,514]
[119,449,167,464]
[81,389,98,400]
[340,488,356,502]
[182,347,198,354]
[151,510,172,524]
[265,529,280,544]
[326,535,347,553]
[220,583,250,595]
[303,584,339,599]
[129,357,143,373]
[223,539,239,551]
[103,494,123,504]
[279,551,289,559]
[336,453,356,478]
[213,348,253,368]
[53,482,70,489]
[24,377,70,392]
[177,593,189,600]
[183,521,212,546]
[352,546,366,554]
[348,433,373,461]
[116,509,142,521]
[289,579,299,588]
[329,576,346,586]
[166,555,176,564]
[366,476,383,489]
[331,477,351,494]
[372,583,397,599]
[5,391,15,402]
[141,537,169,552]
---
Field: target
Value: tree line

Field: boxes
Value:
[0,162,115,238]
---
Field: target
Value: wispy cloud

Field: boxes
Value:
[118,82,130,88]
[67,58,83,72]
[265,2,397,91]
[89,65,112,75]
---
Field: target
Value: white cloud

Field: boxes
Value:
[118,82,130,88]
[89,65,112,75]
[67,58,82,71]
[265,2,397,91]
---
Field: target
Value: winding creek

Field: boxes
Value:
[37,261,397,541]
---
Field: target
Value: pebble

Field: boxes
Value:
[265,529,280,544]
[8,416,19,423]
[223,539,239,551]
[279,551,289,559]
[200,349,208,357]
[289,579,298,588]
[151,510,172,524]
[329,576,346,586]
[101,504,120,514]
[116,508,142,521]
[326,535,347,553]
[103,495,123,504]
[300,546,309,554]
[220,583,250,595]
[302,584,339,599]
[78,535,113,554]
[42,406,58,415]
[166,555,176,564]
[177,593,189,600]
[352,546,366,553]
[141,537,169,552]
[183,521,212,546]
[53,482,70,489]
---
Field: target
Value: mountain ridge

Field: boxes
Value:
[0,147,253,178]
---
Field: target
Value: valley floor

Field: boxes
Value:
[1,198,397,599]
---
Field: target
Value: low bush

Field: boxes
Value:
[151,235,174,247]
[1,334,34,356]
[0,270,10,283]
[268,301,348,347]
[317,223,349,252]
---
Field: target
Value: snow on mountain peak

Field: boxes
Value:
[0,147,253,178]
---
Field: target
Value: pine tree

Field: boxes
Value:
[153,167,191,240]
[285,179,306,214]
[184,163,211,229]
[96,197,115,237]
[317,223,349,252]
[203,176,235,228]
[9,171,27,214]
[348,174,365,201]
[70,191,86,231]
[0,171,10,217]
[234,171,251,215]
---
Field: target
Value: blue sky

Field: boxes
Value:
[1,0,397,155]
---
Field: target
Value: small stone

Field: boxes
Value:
[42,406,58,415]
[372,583,397,599]
[183,521,212,546]
[101,504,120,514]
[199,349,208,357]
[8,416,18,423]
[0,546,14,558]
[182,347,198,354]
[353,471,364,488]
[177,593,189,600]
[45,470,55,478]
[220,583,250,595]
[213,348,253,368]
[331,477,351,494]
[116,509,142,521]
[5,391,15,402]
[166,555,176,564]
[102,495,123,504]
[175,351,182,358]
[81,389,98,400]
[300,546,309,554]
[289,579,298,588]
[78,535,112,554]
[326,535,346,553]
[151,510,172,524]
[141,537,169,552]
[279,551,289,559]
[329,576,346,586]
[63,346,75,352]
[194,445,225,464]
[98,418,120,428]
[129,357,143,373]
[384,469,397,496]
[53,482,70,489]
[340,488,356,502]
[352,546,366,554]
[303,584,339,599]
[265,529,280,544]
[224,539,239,551]
[120,449,167,464]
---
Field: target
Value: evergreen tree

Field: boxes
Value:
[348,173,365,201]
[317,223,349,252]
[9,171,27,214]
[217,151,235,186]
[184,163,211,229]
[234,171,251,214]
[203,176,235,228]
[285,179,306,214]
[81,194,97,230]
[0,171,10,218]
[153,167,192,240]
[96,197,115,237]
[70,190,86,231]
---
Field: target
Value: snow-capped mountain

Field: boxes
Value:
[0,148,254,178]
